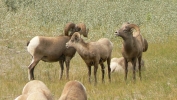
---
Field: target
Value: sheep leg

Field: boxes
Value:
[87,65,91,83]
[65,57,71,80]
[100,63,105,83]
[94,63,98,85]
[107,57,111,82]
[59,60,64,80]
[138,57,142,80]
[132,58,137,81]
[124,58,128,81]
[28,58,40,80]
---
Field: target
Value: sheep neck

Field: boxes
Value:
[75,39,91,58]
[122,36,135,53]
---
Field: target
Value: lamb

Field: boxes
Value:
[59,80,87,100]
[66,32,113,84]
[110,57,145,73]
[15,80,53,100]
[27,22,89,80]
[114,22,148,81]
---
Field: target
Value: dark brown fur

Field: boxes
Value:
[115,23,148,81]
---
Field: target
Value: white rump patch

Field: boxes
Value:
[27,36,40,56]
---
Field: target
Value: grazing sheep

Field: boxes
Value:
[110,57,145,73]
[15,80,53,100]
[66,32,113,84]
[27,22,88,80]
[59,80,87,100]
[115,22,148,81]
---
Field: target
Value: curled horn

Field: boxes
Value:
[64,22,76,36]
[75,23,89,37]
[127,24,140,37]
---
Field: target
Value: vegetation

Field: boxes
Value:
[0,0,177,99]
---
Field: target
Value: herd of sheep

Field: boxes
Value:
[15,22,148,100]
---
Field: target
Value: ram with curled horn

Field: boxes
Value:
[115,22,148,81]
[26,22,89,80]
[75,23,89,37]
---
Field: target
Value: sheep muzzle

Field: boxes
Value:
[66,42,70,48]
[114,31,120,36]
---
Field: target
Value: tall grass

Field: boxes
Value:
[0,0,177,99]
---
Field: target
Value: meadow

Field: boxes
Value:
[0,0,177,99]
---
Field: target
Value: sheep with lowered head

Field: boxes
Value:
[59,80,87,100]
[15,80,53,100]
[115,22,148,81]
[27,22,89,80]
[66,32,113,84]
[110,57,145,73]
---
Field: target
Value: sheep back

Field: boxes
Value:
[59,80,87,100]
[96,38,113,60]
[26,92,48,100]
[27,36,75,62]
[110,57,145,73]
[22,80,53,100]
[15,94,28,100]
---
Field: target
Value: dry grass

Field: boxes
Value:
[0,0,177,99]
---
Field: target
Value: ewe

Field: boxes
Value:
[110,57,145,73]
[66,32,113,84]
[27,22,88,80]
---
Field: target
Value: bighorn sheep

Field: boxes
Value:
[59,80,87,100]
[110,57,145,73]
[27,22,89,80]
[66,32,113,84]
[115,22,148,81]
[15,80,53,100]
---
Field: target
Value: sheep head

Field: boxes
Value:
[64,22,76,36]
[75,23,89,37]
[64,22,89,37]
[115,22,140,39]
[66,32,81,48]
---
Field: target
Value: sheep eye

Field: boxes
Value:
[123,29,127,32]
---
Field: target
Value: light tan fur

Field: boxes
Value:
[111,57,145,73]
[59,80,87,100]
[66,32,113,84]
[15,80,53,100]
[27,22,88,80]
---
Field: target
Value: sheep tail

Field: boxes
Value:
[27,41,30,46]
[143,38,148,52]
[64,22,76,36]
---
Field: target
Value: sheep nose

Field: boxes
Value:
[66,43,69,48]
[114,31,119,35]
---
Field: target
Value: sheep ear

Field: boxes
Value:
[74,34,80,42]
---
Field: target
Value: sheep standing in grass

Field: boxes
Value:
[115,23,148,81]
[110,57,145,73]
[15,80,53,100]
[59,80,87,100]
[66,32,113,84]
[27,22,89,80]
